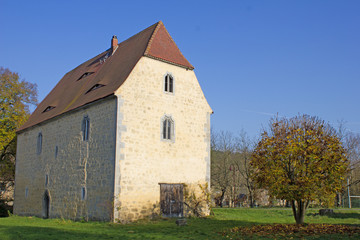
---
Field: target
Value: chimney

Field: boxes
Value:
[111,35,118,55]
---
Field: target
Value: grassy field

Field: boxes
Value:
[0,208,359,239]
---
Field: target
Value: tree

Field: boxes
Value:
[233,130,257,207]
[251,115,349,224]
[211,130,235,207]
[337,122,360,206]
[0,67,37,197]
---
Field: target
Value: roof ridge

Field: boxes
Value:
[119,21,160,49]
[144,21,162,55]
[143,21,194,70]
[157,22,194,69]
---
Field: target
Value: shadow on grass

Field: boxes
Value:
[0,218,255,240]
[327,212,360,220]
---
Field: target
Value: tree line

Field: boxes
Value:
[211,116,360,223]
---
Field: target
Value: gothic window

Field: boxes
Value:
[162,116,174,141]
[164,74,174,93]
[82,116,90,141]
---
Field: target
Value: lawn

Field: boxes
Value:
[0,208,359,239]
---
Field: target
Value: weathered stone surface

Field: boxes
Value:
[113,57,212,222]
[14,98,117,221]
[14,56,212,223]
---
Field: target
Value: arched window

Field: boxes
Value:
[82,116,90,141]
[164,74,174,93]
[162,116,174,140]
[37,133,42,154]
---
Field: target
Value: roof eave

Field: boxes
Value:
[144,55,194,70]
[16,94,116,134]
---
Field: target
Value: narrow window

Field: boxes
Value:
[55,146,58,159]
[81,187,86,200]
[164,74,174,93]
[82,117,90,141]
[45,174,49,187]
[167,119,171,139]
[162,116,174,140]
[164,76,168,92]
[169,76,173,92]
[25,187,29,198]
[37,133,42,154]
[163,119,167,139]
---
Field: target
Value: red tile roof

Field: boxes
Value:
[18,21,194,132]
[145,22,194,69]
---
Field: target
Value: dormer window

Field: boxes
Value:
[164,74,174,93]
[78,72,94,81]
[42,106,55,113]
[86,84,105,94]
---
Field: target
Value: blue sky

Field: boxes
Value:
[1,0,359,139]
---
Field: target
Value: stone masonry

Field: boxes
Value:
[14,52,212,223]
[14,97,117,221]
[113,56,212,221]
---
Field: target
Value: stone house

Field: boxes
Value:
[13,21,212,222]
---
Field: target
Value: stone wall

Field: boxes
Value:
[14,56,212,223]
[14,97,117,221]
[114,56,212,222]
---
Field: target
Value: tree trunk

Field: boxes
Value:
[291,200,307,224]
[249,192,254,208]
[336,193,341,207]
[219,188,226,208]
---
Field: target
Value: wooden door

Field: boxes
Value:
[160,183,183,217]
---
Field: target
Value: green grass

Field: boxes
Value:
[0,208,359,239]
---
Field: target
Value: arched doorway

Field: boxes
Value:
[43,190,50,219]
